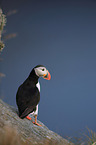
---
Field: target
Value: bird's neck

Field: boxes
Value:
[28,69,39,84]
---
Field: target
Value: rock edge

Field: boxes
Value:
[0,99,73,145]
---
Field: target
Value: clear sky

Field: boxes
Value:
[0,0,96,138]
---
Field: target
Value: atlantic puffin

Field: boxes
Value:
[16,65,51,126]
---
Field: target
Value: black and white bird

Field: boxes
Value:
[16,65,51,126]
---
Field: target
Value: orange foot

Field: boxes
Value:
[33,122,42,126]
[26,116,32,120]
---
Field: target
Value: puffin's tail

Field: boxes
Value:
[19,108,32,119]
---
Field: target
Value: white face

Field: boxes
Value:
[34,67,48,77]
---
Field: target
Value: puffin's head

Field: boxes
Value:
[34,65,51,80]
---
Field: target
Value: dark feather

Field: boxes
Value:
[16,69,40,118]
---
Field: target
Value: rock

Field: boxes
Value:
[0,99,73,145]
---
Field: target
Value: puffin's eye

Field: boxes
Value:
[42,68,45,71]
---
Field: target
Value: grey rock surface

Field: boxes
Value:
[0,99,73,145]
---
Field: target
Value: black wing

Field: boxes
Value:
[16,82,40,119]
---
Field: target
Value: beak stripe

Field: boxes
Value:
[43,71,51,80]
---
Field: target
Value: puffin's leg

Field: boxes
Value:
[33,115,41,126]
[26,116,31,120]
[32,105,42,126]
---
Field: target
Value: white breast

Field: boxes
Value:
[36,82,40,92]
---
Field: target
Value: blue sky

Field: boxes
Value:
[1,0,96,137]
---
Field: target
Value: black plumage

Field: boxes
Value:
[16,68,40,119]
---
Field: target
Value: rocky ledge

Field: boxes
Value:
[0,99,73,145]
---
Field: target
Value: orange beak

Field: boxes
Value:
[43,71,51,80]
